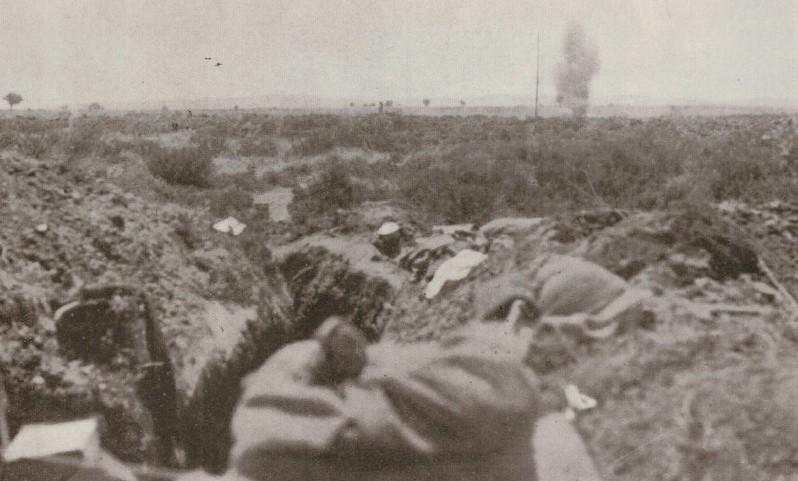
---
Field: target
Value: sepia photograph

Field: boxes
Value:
[0,1,797,479]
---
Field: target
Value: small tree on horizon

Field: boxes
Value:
[4,92,22,110]
[422,98,431,107]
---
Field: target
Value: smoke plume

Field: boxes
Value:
[556,22,600,117]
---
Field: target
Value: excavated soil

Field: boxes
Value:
[372,207,798,481]
[4,145,798,480]
[0,152,297,469]
[0,152,405,473]
[233,202,798,479]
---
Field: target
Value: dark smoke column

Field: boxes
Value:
[556,22,599,117]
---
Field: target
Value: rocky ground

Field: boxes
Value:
[0,151,295,469]
[3,142,798,480]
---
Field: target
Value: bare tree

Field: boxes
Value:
[4,92,22,110]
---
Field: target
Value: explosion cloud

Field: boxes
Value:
[556,22,600,117]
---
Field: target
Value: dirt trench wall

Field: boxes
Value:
[180,245,396,473]
[571,209,760,282]
[1,236,396,473]
[179,299,293,472]
[280,246,395,341]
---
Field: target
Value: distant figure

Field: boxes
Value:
[215,62,222,67]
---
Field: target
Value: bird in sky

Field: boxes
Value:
[204,57,212,60]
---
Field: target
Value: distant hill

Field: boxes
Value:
[109,92,798,113]
[111,95,352,111]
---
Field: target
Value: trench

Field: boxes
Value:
[179,246,394,473]
[2,246,393,473]
[4,207,762,474]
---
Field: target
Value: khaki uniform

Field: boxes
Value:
[225,323,539,481]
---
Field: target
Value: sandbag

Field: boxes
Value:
[475,255,650,341]
[476,255,628,319]
[536,255,627,316]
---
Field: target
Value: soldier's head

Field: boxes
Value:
[313,316,368,383]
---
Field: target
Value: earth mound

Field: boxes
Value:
[4,147,798,479]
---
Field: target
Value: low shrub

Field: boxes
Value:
[236,217,276,275]
[174,213,200,249]
[398,156,537,223]
[698,132,779,201]
[288,163,369,232]
[210,187,254,217]
[190,125,228,155]
[0,131,16,149]
[289,131,336,157]
[238,137,278,157]
[145,143,215,187]
[61,117,105,160]
[262,170,291,187]
[291,165,356,214]
[17,131,60,159]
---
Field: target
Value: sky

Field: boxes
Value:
[0,0,796,108]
